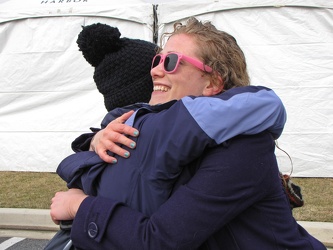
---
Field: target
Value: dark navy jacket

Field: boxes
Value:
[70,132,326,249]
[57,86,286,215]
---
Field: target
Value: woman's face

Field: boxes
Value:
[149,34,212,105]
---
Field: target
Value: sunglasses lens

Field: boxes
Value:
[164,54,178,72]
[152,55,161,68]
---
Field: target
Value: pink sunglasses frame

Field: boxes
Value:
[151,52,213,73]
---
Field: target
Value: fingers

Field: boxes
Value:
[98,151,118,164]
[95,130,135,163]
[50,212,60,225]
[108,122,139,140]
[90,110,139,163]
[51,218,60,225]
[111,110,135,124]
[50,192,64,224]
[109,111,139,138]
[97,124,138,162]
[50,190,87,223]
[105,123,139,144]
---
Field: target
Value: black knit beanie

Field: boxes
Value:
[77,23,158,111]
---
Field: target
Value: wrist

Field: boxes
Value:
[89,135,96,152]
[70,194,88,219]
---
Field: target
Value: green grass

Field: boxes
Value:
[0,172,67,209]
[291,177,333,222]
[0,172,332,222]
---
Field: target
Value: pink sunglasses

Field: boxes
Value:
[151,52,213,73]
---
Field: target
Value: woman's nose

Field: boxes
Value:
[151,61,165,78]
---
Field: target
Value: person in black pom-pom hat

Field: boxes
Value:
[45,24,158,250]
[77,23,158,111]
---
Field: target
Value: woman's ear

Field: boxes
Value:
[203,74,224,96]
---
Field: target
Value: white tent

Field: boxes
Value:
[1,0,332,177]
[0,0,155,172]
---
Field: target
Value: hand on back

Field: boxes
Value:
[90,110,139,163]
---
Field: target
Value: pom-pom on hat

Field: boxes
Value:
[77,23,158,111]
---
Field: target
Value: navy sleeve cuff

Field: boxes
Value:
[71,196,120,247]
[71,131,98,152]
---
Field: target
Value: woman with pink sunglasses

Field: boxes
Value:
[50,17,325,249]
[55,20,284,216]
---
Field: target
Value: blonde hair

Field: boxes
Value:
[162,17,250,90]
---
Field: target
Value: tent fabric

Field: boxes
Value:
[1,0,332,177]
[156,0,333,24]
[0,0,154,25]
[0,1,154,172]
